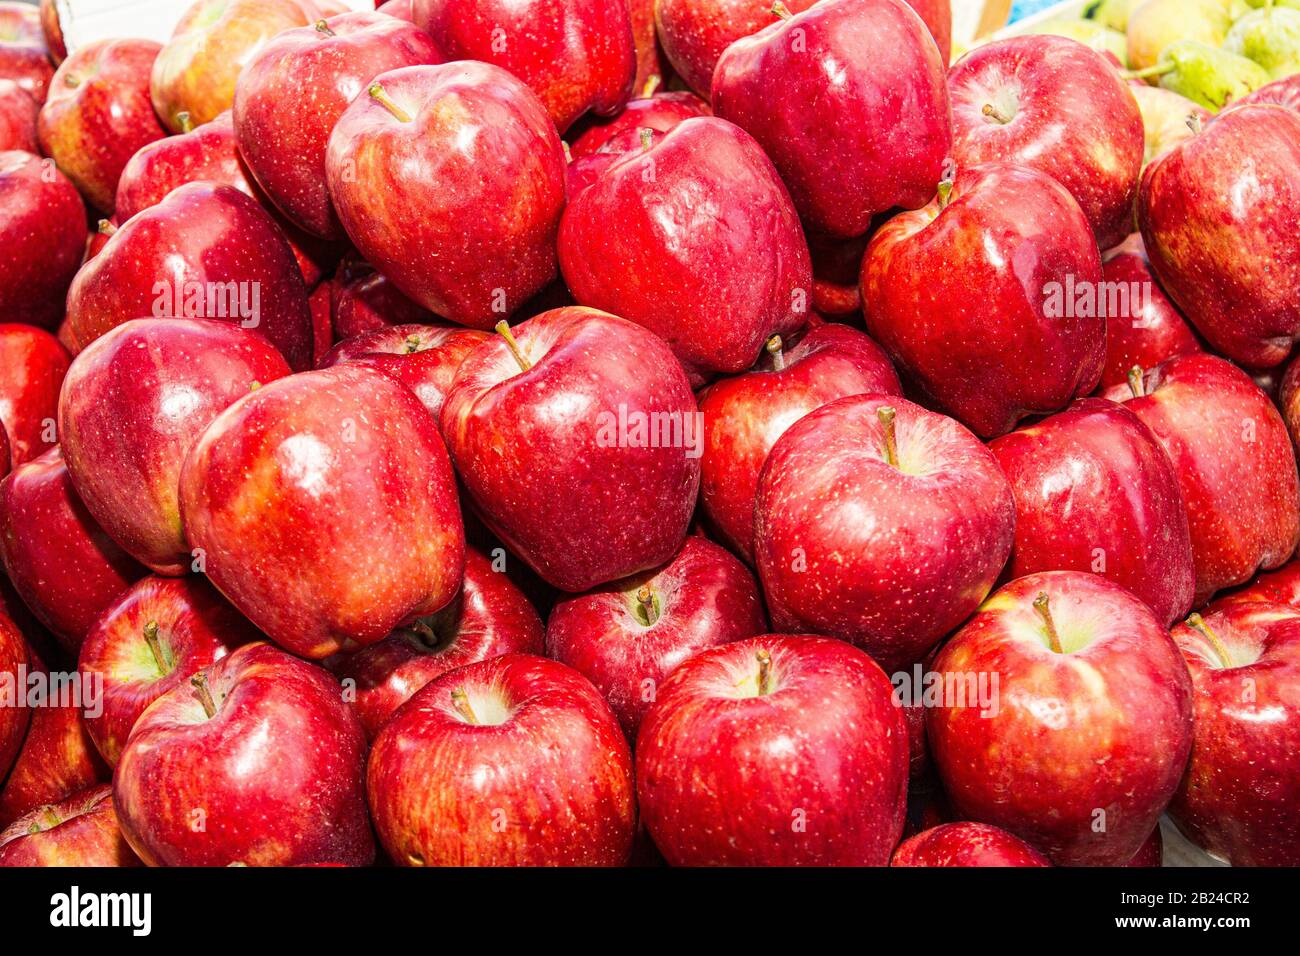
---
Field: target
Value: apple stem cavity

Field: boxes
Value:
[175,111,194,134]
[1127,365,1146,399]
[190,672,217,719]
[314,19,335,37]
[1187,613,1234,669]
[770,1,793,20]
[1032,592,1065,654]
[635,585,660,627]
[755,648,774,695]
[766,334,785,371]
[368,82,412,123]
[877,406,899,468]
[141,620,171,675]
[494,320,532,372]
[450,688,479,725]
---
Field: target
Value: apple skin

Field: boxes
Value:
[37,0,63,65]
[37,39,167,214]
[947,35,1142,251]
[1139,105,1300,369]
[64,182,314,372]
[989,398,1195,628]
[114,642,375,867]
[927,571,1193,867]
[58,319,293,576]
[1167,602,1300,866]
[442,307,699,593]
[1235,73,1300,113]
[329,545,544,738]
[413,0,634,133]
[1126,825,1162,867]
[899,0,950,64]
[77,575,257,767]
[566,90,709,159]
[0,612,29,781]
[149,0,321,133]
[0,324,68,467]
[319,323,488,423]
[0,448,147,655]
[333,271,435,340]
[0,785,141,867]
[1098,236,1201,390]
[546,535,768,738]
[628,0,663,95]
[0,79,37,152]
[755,395,1015,673]
[368,653,636,866]
[637,634,908,865]
[1103,353,1300,605]
[180,364,465,659]
[712,0,952,240]
[234,11,443,240]
[809,232,871,319]
[698,323,901,562]
[862,162,1105,439]
[1212,558,1300,612]
[0,1,53,103]
[559,116,811,378]
[1278,357,1300,461]
[891,823,1052,867]
[0,152,85,332]
[327,62,566,329]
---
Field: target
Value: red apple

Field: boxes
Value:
[755,395,1015,672]
[1168,602,1300,866]
[0,323,68,466]
[37,0,62,66]
[0,152,84,331]
[712,0,952,240]
[1104,353,1300,605]
[928,571,1193,866]
[0,448,147,654]
[560,116,811,378]
[809,232,871,319]
[862,162,1105,438]
[1235,73,1300,113]
[891,823,1051,867]
[64,182,314,371]
[0,785,140,867]
[900,0,950,63]
[318,323,488,422]
[78,575,257,767]
[629,0,664,96]
[1213,558,1300,612]
[332,271,435,339]
[1098,235,1201,390]
[114,642,374,866]
[58,318,292,575]
[368,653,636,865]
[37,39,167,214]
[150,0,322,133]
[442,307,699,593]
[1139,104,1300,368]
[327,62,566,329]
[234,11,443,239]
[947,35,1142,250]
[566,89,709,159]
[546,535,767,738]
[0,1,52,103]
[179,364,465,659]
[0,611,29,780]
[329,545,543,738]
[1126,825,1163,867]
[0,79,37,152]
[989,398,1195,627]
[412,0,634,132]
[698,323,901,561]
[637,634,907,865]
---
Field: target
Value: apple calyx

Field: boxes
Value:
[96,219,117,237]
[765,334,785,371]
[1127,365,1146,399]
[755,648,774,696]
[771,1,793,21]
[450,688,479,725]
[641,74,662,99]
[877,406,899,468]
[314,19,335,37]
[1186,613,1234,669]
[368,82,412,123]
[175,111,194,134]
[634,585,660,627]
[141,620,173,676]
[494,320,532,372]
[190,671,217,719]
[1032,592,1065,654]
[404,334,423,354]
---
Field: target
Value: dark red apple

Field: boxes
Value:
[0,611,29,781]
[712,0,952,240]
[560,116,811,378]
[0,323,68,466]
[862,162,1105,438]
[891,823,1052,867]
[1126,825,1163,867]
[367,653,636,865]
[755,395,1015,673]
[1213,558,1300,612]
[332,271,436,339]
[698,323,901,561]
[809,232,871,319]
[114,642,375,866]
[179,364,465,659]
[78,575,257,767]
[0,1,52,103]
[442,307,699,592]
[0,79,37,152]
[566,89,708,159]
[0,151,85,331]
[64,181,314,371]
[327,62,566,329]
[637,635,907,865]
[0,785,140,867]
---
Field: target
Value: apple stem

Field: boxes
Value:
[1032,592,1064,654]
[1186,113,1204,135]
[936,178,954,209]
[409,618,441,649]
[142,620,170,674]
[175,111,194,134]
[368,82,412,123]
[641,74,661,99]
[877,406,899,468]
[638,127,654,152]
[451,688,479,725]
[755,648,774,695]
[635,585,659,626]
[190,672,217,719]
[1123,62,1176,81]
[770,1,792,20]
[314,19,335,37]
[981,102,1011,124]
[1127,365,1145,399]
[765,334,785,371]
[1186,613,1234,669]
[561,140,573,164]
[97,219,117,237]
[494,320,532,372]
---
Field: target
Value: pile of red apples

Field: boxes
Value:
[0,0,1298,869]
